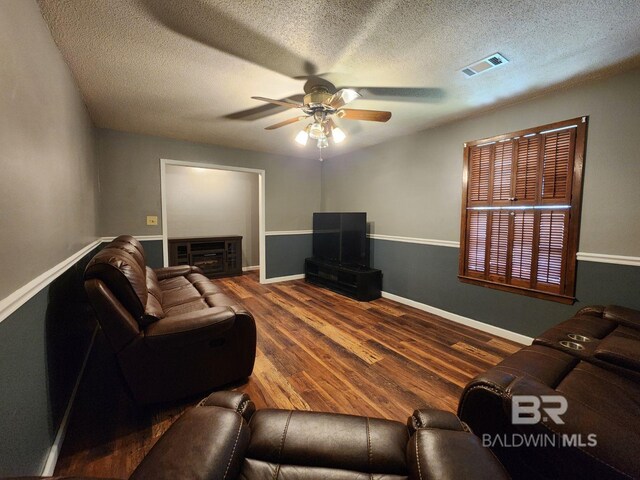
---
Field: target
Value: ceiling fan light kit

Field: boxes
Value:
[251,85,392,156]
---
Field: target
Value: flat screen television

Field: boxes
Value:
[313,212,368,267]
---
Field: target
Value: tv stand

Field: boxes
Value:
[304,257,382,301]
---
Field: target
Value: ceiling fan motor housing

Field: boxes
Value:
[303,86,335,115]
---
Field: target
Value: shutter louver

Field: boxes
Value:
[460,118,584,302]
[469,146,491,202]
[515,137,539,201]
[467,211,487,274]
[542,130,573,200]
[512,211,534,281]
[489,211,509,277]
[537,211,567,287]
[492,142,513,201]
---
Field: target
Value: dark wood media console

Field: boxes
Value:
[168,236,242,279]
[304,257,382,301]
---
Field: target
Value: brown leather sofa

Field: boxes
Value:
[8,391,509,480]
[459,305,640,479]
[84,235,256,404]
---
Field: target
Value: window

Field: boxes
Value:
[458,117,587,303]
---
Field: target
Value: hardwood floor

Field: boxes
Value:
[55,271,521,478]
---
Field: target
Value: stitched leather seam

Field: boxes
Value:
[495,366,558,386]
[223,414,244,480]
[459,383,511,419]
[365,417,373,480]
[274,411,293,480]
[414,432,423,480]
[238,399,249,415]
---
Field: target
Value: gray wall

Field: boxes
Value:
[266,234,312,278]
[0,1,99,474]
[166,166,259,267]
[0,0,98,300]
[323,68,640,256]
[323,68,640,336]
[372,240,640,338]
[96,128,322,236]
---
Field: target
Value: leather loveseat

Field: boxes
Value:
[84,235,256,404]
[459,305,640,479]
[9,391,508,480]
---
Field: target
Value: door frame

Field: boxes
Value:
[160,158,266,284]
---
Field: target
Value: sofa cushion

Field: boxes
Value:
[159,276,191,291]
[162,284,202,308]
[141,292,165,327]
[247,410,409,476]
[85,248,148,319]
[164,298,209,316]
[594,334,640,371]
[110,238,146,272]
[145,267,163,303]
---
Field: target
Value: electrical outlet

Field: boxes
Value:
[146,215,158,226]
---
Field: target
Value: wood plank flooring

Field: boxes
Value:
[55,271,521,478]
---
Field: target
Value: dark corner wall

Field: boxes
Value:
[0,0,99,475]
[322,67,640,338]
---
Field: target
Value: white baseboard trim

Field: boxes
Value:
[0,239,103,324]
[368,233,460,248]
[41,325,98,476]
[381,291,533,345]
[243,265,260,272]
[576,252,640,267]
[265,230,313,236]
[262,273,305,284]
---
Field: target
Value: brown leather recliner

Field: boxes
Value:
[84,235,256,404]
[459,305,640,479]
[130,391,510,479]
[5,391,509,479]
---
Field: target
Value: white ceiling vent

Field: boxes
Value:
[461,53,509,77]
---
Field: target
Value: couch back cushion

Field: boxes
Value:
[111,235,146,272]
[85,247,149,319]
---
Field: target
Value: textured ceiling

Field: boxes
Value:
[38,0,640,159]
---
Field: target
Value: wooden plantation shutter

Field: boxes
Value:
[459,117,587,303]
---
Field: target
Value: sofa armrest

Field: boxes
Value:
[576,305,640,330]
[144,307,236,349]
[407,428,510,479]
[602,305,640,330]
[200,391,256,421]
[408,408,468,435]
[130,406,249,480]
[153,265,203,280]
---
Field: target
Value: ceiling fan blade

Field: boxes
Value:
[338,86,445,103]
[264,116,308,130]
[226,95,304,121]
[328,89,361,109]
[338,109,392,122]
[251,96,303,109]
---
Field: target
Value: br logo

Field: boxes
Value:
[512,395,568,425]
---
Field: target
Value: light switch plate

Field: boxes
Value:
[146,215,158,226]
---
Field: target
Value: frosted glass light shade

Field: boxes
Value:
[295,129,309,146]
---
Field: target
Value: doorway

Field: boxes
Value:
[160,159,266,284]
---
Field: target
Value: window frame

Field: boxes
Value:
[458,116,588,304]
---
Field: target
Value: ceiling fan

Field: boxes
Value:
[251,86,392,151]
